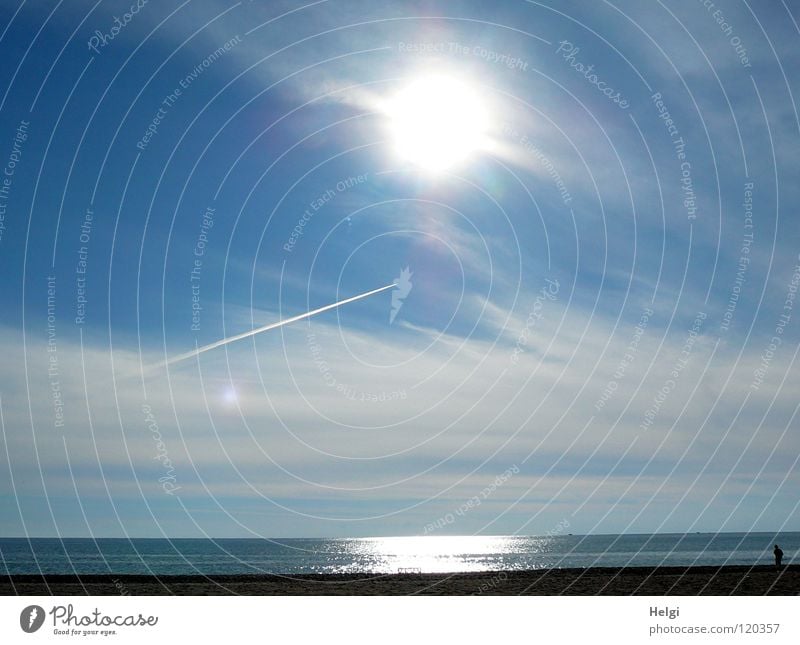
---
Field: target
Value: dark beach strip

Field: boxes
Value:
[1,565,797,595]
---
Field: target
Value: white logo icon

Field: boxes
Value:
[390,267,413,324]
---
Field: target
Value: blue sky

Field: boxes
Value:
[1,0,799,538]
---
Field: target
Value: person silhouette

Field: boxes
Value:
[773,544,784,570]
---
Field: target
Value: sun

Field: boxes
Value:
[386,75,489,172]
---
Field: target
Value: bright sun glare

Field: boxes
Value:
[387,75,489,172]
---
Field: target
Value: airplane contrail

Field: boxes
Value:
[164,282,396,367]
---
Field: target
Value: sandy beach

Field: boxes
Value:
[2,565,797,595]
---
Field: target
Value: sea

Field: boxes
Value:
[1,533,796,576]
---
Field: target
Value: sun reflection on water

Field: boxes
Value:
[329,536,553,574]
